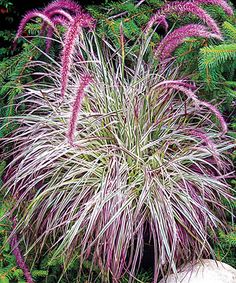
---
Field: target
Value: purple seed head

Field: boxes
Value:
[40,10,72,39]
[39,0,82,40]
[14,10,56,44]
[159,83,198,100]
[43,0,82,14]
[157,80,197,90]
[155,24,222,60]
[193,0,234,16]
[199,101,228,134]
[45,27,55,53]
[159,82,228,135]
[47,8,74,22]
[60,13,95,99]
[9,217,33,283]
[44,10,73,53]
[144,14,169,33]
[145,1,222,36]
[68,74,93,146]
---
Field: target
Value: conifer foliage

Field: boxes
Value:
[199,21,236,88]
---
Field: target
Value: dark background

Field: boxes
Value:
[12,0,104,12]
[0,0,107,30]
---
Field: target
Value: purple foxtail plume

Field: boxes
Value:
[145,2,221,36]
[40,9,73,44]
[45,15,71,53]
[156,80,197,90]
[198,101,228,134]
[43,0,82,14]
[155,24,222,60]
[193,0,234,16]
[157,15,169,32]
[159,82,227,134]
[9,217,33,283]
[47,9,74,22]
[13,10,56,47]
[158,83,198,100]
[144,14,169,33]
[188,129,213,146]
[52,15,71,27]
[188,129,223,166]
[67,74,92,145]
[40,0,81,38]
[45,27,55,53]
[60,13,95,99]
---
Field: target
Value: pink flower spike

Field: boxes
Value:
[14,10,56,44]
[199,101,228,134]
[60,13,95,99]
[156,15,169,32]
[67,74,93,146]
[9,217,33,283]
[156,80,197,90]
[189,129,214,146]
[52,15,71,26]
[159,83,198,101]
[47,9,74,22]
[43,0,82,14]
[193,0,234,16]
[45,27,55,53]
[144,14,169,33]
[45,12,72,53]
[145,1,222,35]
[155,24,222,60]
[40,10,72,39]
[188,129,222,166]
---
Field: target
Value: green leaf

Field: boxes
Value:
[0,276,10,283]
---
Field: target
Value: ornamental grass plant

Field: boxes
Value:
[1,0,235,282]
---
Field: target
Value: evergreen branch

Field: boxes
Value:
[199,43,236,84]
[222,21,236,40]
[108,0,146,19]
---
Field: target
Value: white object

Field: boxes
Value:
[159,259,236,283]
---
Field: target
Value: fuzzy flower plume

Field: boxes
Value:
[47,8,74,22]
[193,0,234,16]
[155,24,222,60]
[60,13,95,99]
[145,14,169,32]
[199,101,228,134]
[9,217,33,283]
[158,83,198,100]
[158,82,228,134]
[68,74,92,145]
[13,10,56,46]
[44,9,73,53]
[14,0,83,52]
[188,129,223,167]
[189,129,216,148]
[43,0,82,14]
[45,16,71,53]
[156,80,197,90]
[145,1,221,36]
[158,15,169,32]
